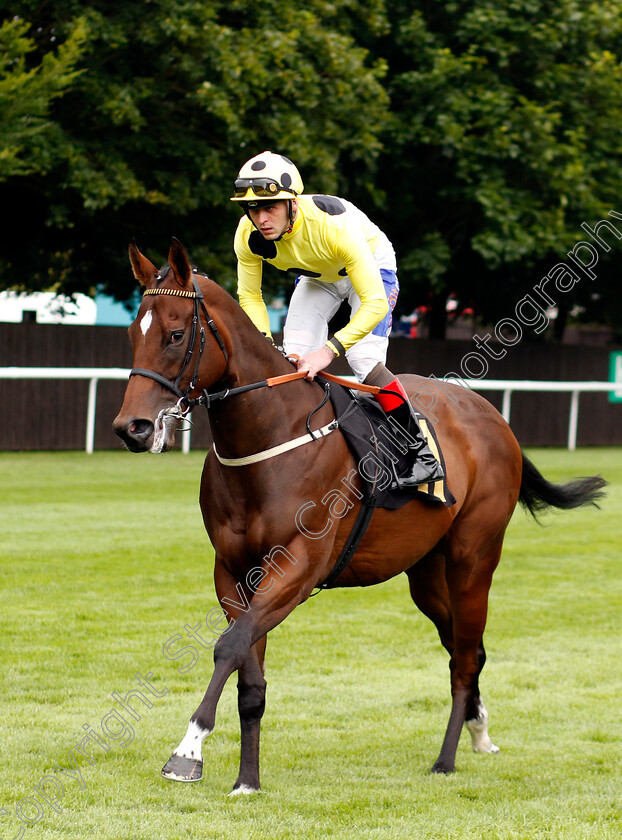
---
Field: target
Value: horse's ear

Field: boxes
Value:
[168,237,194,291]
[128,241,159,289]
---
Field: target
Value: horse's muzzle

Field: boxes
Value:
[113,416,154,453]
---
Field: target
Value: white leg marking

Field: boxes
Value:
[465,700,500,754]
[140,309,153,336]
[173,720,212,761]
[229,784,260,797]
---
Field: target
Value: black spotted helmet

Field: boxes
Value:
[231,151,304,204]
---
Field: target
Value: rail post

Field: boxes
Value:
[568,390,580,452]
[86,377,98,454]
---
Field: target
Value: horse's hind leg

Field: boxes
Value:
[430,531,504,773]
[407,545,498,768]
[465,687,499,755]
[406,546,454,654]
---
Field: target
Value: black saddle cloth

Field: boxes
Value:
[321,379,455,510]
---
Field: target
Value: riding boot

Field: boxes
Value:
[375,376,445,488]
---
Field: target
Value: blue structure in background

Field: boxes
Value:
[267,299,287,334]
[94,292,140,326]
[1,288,283,329]
[96,291,285,330]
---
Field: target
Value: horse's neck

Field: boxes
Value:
[205,289,327,459]
[226,327,295,390]
[201,274,294,388]
[211,357,325,459]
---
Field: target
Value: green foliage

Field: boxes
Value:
[1,1,621,339]
[0,16,87,180]
[0,1,387,296]
[375,1,622,333]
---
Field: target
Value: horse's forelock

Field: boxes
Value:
[157,265,171,284]
[157,264,205,284]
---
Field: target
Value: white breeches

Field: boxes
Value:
[283,276,394,383]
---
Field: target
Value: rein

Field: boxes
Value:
[188,370,380,411]
[128,280,389,471]
[128,280,384,589]
[129,277,381,417]
[187,369,308,410]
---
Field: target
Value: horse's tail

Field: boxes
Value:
[518,452,607,521]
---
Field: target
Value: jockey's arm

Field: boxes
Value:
[328,233,389,354]
[297,232,389,381]
[236,252,273,341]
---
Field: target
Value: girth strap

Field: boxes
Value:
[315,494,377,591]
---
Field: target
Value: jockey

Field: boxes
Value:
[231,150,443,487]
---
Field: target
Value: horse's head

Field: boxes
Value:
[113,238,229,453]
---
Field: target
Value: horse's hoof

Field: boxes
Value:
[161,754,203,782]
[431,760,455,774]
[229,784,261,797]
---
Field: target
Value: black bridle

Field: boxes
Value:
[128,275,329,420]
[129,277,229,408]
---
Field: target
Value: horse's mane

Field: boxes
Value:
[155,262,296,376]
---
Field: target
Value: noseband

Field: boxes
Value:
[129,276,229,407]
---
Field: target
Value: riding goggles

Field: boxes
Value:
[233,178,296,200]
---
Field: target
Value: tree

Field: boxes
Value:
[2,1,622,342]
[371,0,622,338]
[0,16,86,181]
[0,1,388,298]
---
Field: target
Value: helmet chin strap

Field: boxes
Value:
[283,199,295,236]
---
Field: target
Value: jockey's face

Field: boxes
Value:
[248,199,297,240]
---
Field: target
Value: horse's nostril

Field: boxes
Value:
[113,417,154,449]
[127,419,153,440]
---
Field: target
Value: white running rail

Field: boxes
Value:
[0,368,620,453]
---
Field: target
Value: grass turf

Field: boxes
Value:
[0,448,620,839]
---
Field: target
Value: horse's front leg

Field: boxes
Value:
[162,542,316,789]
[231,636,267,794]
[160,622,241,784]
[161,638,268,791]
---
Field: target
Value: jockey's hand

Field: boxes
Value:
[296,345,336,381]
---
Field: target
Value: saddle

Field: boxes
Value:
[324,379,455,510]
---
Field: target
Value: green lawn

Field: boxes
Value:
[0,448,620,840]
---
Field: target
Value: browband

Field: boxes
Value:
[143,288,198,298]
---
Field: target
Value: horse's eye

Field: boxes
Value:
[170,331,184,344]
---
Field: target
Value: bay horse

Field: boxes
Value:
[113,239,606,794]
